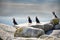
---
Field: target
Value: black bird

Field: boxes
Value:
[28,16,32,23]
[35,16,40,23]
[52,12,58,18]
[13,18,18,25]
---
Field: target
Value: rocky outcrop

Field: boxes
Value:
[50,18,59,25]
[31,23,53,31]
[0,23,16,34]
[15,22,53,31]
[0,23,16,40]
[44,24,53,31]
[39,35,60,40]
[14,27,45,37]
[54,24,60,29]
[0,22,60,40]
[50,30,60,38]
[0,30,13,40]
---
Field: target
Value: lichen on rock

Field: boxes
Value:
[14,27,45,37]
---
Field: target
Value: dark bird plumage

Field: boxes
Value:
[35,16,40,23]
[13,18,18,25]
[52,12,58,18]
[28,16,32,23]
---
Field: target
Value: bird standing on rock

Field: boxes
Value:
[13,18,18,25]
[51,12,59,26]
[35,16,40,23]
[28,16,32,23]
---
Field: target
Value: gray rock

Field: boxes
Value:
[14,27,45,37]
[50,30,60,38]
[55,24,60,29]
[0,30,13,40]
[31,23,53,31]
[0,23,16,34]
[39,35,60,40]
[44,24,53,31]
[15,22,53,31]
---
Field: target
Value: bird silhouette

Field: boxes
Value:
[35,16,40,23]
[28,16,32,23]
[52,12,58,18]
[13,18,18,25]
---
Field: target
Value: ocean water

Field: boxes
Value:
[0,13,60,26]
[0,3,60,26]
[0,16,52,26]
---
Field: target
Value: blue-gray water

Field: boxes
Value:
[0,1,60,26]
[0,16,53,25]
